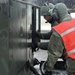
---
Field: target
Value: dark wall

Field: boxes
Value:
[0,0,40,75]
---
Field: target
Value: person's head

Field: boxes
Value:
[40,3,54,22]
[50,3,72,23]
[40,6,52,22]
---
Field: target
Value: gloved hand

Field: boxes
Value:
[33,58,40,66]
[31,42,40,52]
[40,61,52,75]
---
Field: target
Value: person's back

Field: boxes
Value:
[47,3,75,75]
[52,17,75,75]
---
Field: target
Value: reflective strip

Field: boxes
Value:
[61,27,75,37]
[67,49,75,55]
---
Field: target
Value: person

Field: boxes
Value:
[40,3,75,75]
[35,3,58,50]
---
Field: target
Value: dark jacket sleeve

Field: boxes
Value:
[38,42,48,50]
[39,31,52,39]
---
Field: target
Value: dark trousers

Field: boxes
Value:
[68,72,75,75]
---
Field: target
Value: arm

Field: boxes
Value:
[38,21,58,39]
[45,31,64,71]
[36,31,52,39]
[38,42,48,50]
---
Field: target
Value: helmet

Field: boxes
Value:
[51,3,72,22]
[40,6,50,16]
[40,3,54,16]
[48,3,54,9]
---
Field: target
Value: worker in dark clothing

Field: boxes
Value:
[35,3,58,50]
[40,3,75,75]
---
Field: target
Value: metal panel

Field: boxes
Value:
[26,5,32,61]
[0,1,9,75]
[9,1,29,75]
[9,0,38,75]
[0,0,40,75]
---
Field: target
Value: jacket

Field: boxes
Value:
[53,19,75,59]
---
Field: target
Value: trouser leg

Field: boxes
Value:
[66,58,75,75]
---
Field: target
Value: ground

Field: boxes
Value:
[34,49,68,75]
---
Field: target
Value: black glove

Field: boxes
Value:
[33,58,40,66]
[44,71,52,75]
[40,61,52,75]
[31,42,40,51]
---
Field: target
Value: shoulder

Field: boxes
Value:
[52,30,60,37]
